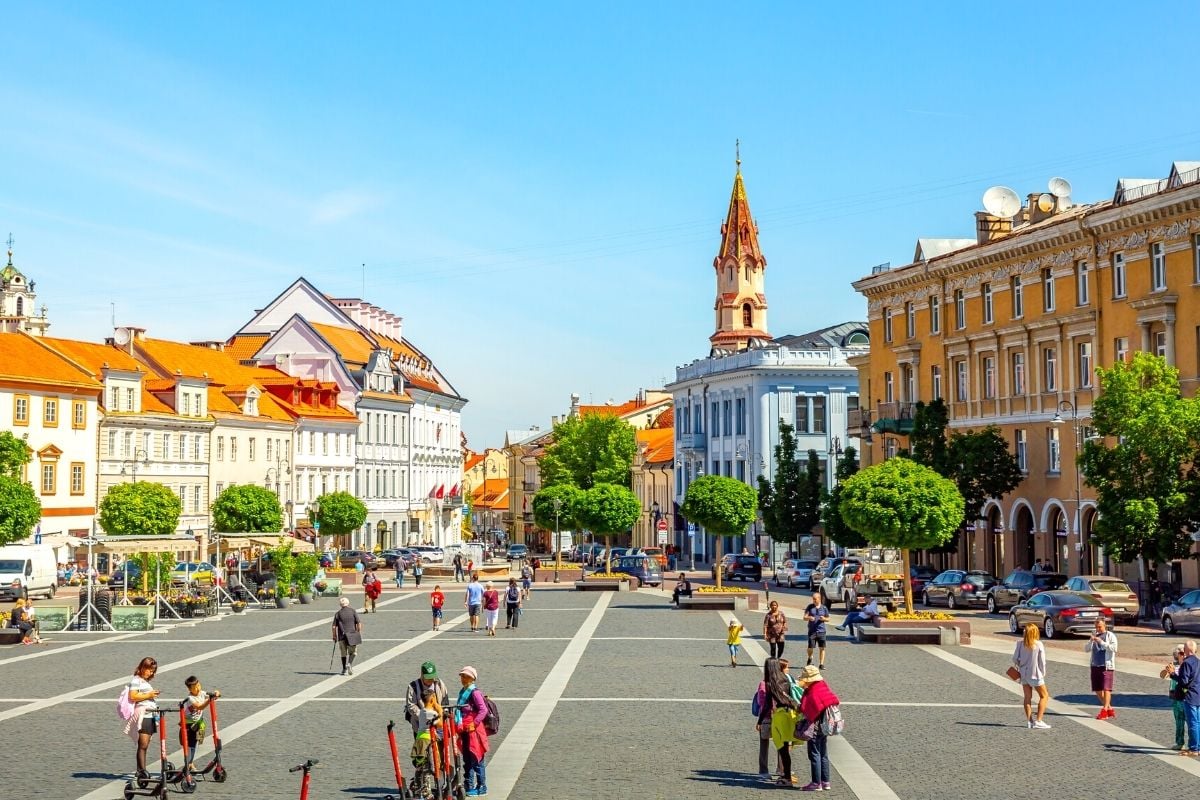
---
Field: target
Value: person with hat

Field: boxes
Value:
[405,661,451,736]
[456,665,491,796]
[331,597,362,676]
[796,664,840,792]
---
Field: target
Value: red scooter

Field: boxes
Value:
[174,693,228,792]
[430,705,466,800]
[124,709,174,800]
[290,758,319,800]
[383,720,414,800]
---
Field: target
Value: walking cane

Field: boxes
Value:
[329,640,337,673]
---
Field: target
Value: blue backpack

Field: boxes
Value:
[751,682,766,716]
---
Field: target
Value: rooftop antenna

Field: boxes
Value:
[982,185,1021,218]
[1048,177,1072,198]
[735,138,741,170]
[362,263,366,299]
[110,301,116,328]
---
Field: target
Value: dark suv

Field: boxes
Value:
[723,555,763,583]
[986,570,1068,613]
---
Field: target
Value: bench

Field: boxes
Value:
[0,628,26,645]
[676,594,750,611]
[856,626,956,645]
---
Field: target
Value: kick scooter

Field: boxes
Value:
[124,708,175,800]
[383,720,414,800]
[290,758,319,800]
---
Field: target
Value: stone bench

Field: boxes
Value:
[677,594,752,611]
[574,579,631,592]
[0,628,24,645]
[856,626,956,645]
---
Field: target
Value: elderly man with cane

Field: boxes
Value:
[331,597,363,676]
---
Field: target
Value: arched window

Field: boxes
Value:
[742,303,753,328]
[744,264,751,282]
[14,297,22,316]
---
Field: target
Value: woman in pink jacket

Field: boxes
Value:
[455,665,490,797]
[797,664,839,792]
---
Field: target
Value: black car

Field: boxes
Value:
[108,562,144,590]
[910,564,939,595]
[723,555,763,583]
[922,570,998,609]
[986,570,1068,613]
[1008,591,1114,639]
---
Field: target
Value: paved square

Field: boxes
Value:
[0,585,1197,799]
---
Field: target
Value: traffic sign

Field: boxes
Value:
[657,519,668,532]
[314,521,321,531]
[657,530,668,544]
[80,537,98,546]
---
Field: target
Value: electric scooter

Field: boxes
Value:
[432,705,466,800]
[383,720,413,800]
[290,758,319,800]
[124,709,175,800]
[178,693,228,790]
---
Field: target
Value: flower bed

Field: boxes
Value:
[883,610,953,621]
[696,586,749,594]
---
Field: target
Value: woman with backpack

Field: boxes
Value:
[504,577,522,629]
[121,657,162,784]
[456,665,491,797]
[797,664,840,792]
[760,657,802,787]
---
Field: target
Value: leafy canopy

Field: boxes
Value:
[312,492,368,538]
[99,482,182,536]
[839,457,964,551]
[575,483,641,536]
[683,475,758,538]
[533,484,584,531]
[757,423,822,545]
[0,476,41,546]
[948,426,1024,522]
[822,446,866,549]
[0,431,31,480]
[212,485,284,533]
[1082,352,1200,563]
[539,414,637,490]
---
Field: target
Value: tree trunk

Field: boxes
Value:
[605,535,612,573]
[715,537,724,590]
[901,547,913,614]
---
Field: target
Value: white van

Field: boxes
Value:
[0,544,59,600]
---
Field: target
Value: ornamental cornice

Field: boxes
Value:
[1097,220,1192,257]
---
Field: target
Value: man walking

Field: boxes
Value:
[454,552,465,582]
[804,592,829,670]
[465,573,484,632]
[1163,640,1200,755]
[1085,618,1118,719]
[332,597,363,676]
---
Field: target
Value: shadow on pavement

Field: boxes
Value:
[1103,743,1176,757]
[690,769,771,789]
[340,786,398,797]
[72,771,129,780]
[954,721,1019,728]
[1056,693,1173,710]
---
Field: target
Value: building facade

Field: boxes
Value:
[0,245,50,336]
[850,161,1200,586]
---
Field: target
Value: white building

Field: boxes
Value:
[667,158,868,561]
[0,244,50,336]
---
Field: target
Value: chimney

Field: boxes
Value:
[975,211,1014,245]
[570,393,581,417]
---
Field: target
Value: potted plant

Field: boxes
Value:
[230,600,247,614]
[269,541,295,608]
[292,552,320,605]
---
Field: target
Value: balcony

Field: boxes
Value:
[872,402,915,435]
[679,432,707,450]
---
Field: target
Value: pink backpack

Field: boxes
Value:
[117,686,136,721]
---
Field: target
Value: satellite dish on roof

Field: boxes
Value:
[1049,177,1072,198]
[1037,193,1056,213]
[982,186,1021,218]
[113,327,131,346]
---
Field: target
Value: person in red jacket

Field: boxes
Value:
[363,568,382,613]
[796,664,839,792]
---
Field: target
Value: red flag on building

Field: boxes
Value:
[435,484,445,500]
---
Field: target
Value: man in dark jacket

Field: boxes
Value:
[332,597,362,675]
[1164,640,1200,755]
[405,661,451,735]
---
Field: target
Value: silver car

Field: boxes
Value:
[1162,589,1200,635]
[773,559,817,589]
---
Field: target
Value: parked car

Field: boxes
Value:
[910,564,939,595]
[811,556,860,588]
[319,552,336,569]
[172,562,215,589]
[986,570,1068,613]
[1064,575,1140,625]
[108,561,144,590]
[507,544,529,562]
[1008,591,1113,639]
[710,554,736,580]
[922,570,998,609]
[723,554,763,583]
[774,559,818,589]
[409,546,445,563]
[819,561,865,609]
[609,555,663,588]
[338,550,384,570]
[1162,589,1200,634]
[632,546,668,568]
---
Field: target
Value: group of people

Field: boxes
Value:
[121,657,220,784]
[755,658,841,790]
[5,597,41,644]
[403,660,493,796]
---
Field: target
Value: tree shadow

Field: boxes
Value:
[954,721,1017,728]
[690,769,773,789]
[339,786,396,797]
[72,771,130,780]
[1056,693,1172,710]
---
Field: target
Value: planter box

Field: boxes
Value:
[315,579,343,598]
[37,605,71,632]
[677,593,752,611]
[111,605,155,631]
[574,579,630,592]
[873,617,971,645]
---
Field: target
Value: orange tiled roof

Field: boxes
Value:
[0,333,102,390]
[310,322,376,366]
[464,452,485,472]
[224,334,268,363]
[637,427,674,464]
[471,477,509,510]
[652,407,674,428]
[39,336,144,376]
[141,389,175,414]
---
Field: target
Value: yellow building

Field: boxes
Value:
[851,163,1200,587]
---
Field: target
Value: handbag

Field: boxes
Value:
[343,631,363,646]
[1005,666,1021,682]
[794,715,817,741]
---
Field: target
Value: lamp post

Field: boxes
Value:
[120,449,150,482]
[1051,400,1088,576]
[552,497,563,583]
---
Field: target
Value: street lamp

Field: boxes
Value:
[1051,400,1089,575]
[552,497,563,584]
[120,449,150,482]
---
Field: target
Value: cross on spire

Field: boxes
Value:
[735,139,741,170]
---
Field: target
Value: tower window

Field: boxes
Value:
[15,297,23,316]
[742,303,752,328]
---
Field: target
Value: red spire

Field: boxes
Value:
[716,143,762,262]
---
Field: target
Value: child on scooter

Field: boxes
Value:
[183,676,220,769]
[410,687,443,797]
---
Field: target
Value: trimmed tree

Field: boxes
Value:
[99,482,182,537]
[839,457,964,612]
[0,476,41,547]
[311,492,368,550]
[533,484,583,552]
[682,475,758,590]
[1082,352,1200,570]
[212,485,284,533]
[0,431,31,479]
[539,414,637,490]
[822,446,865,549]
[574,483,641,573]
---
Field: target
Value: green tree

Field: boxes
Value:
[822,446,866,549]
[839,457,964,611]
[99,482,182,537]
[311,492,368,549]
[1082,352,1200,567]
[0,431,31,480]
[211,485,284,533]
[533,484,583,535]
[908,400,950,474]
[539,414,637,490]
[0,476,41,546]
[131,552,176,594]
[947,426,1024,564]
[758,420,804,546]
[682,475,758,589]
[796,449,824,551]
[268,540,296,597]
[574,483,641,573]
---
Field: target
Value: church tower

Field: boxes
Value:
[709,147,768,352]
[0,237,51,336]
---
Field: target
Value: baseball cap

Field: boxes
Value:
[459,665,478,681]
[421,661,438,679]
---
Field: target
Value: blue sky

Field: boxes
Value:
[4,2,1200,447]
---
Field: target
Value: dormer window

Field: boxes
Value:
[246,396,258,416]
